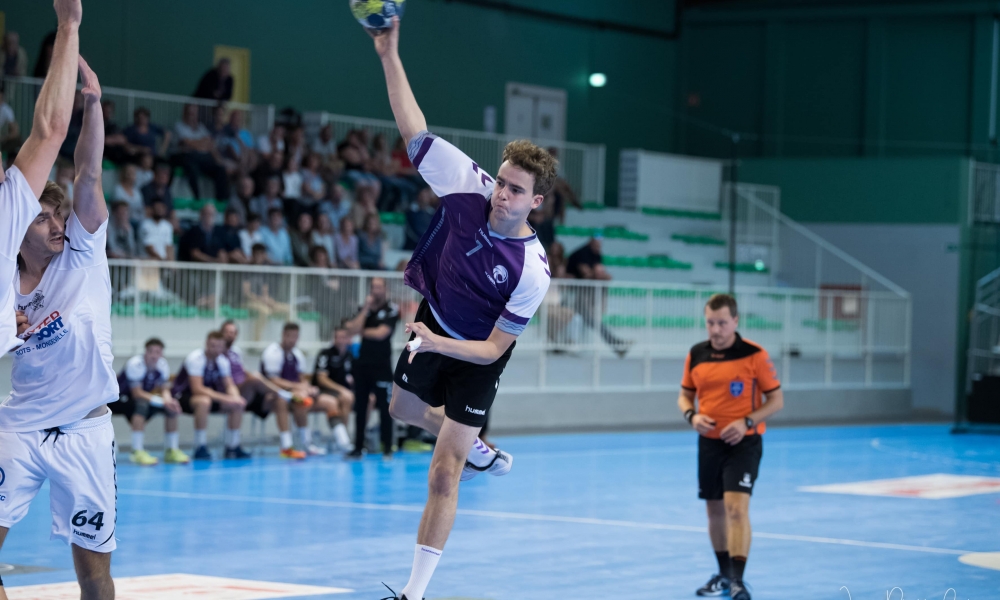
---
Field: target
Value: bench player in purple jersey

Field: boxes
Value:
[369,19,557,600]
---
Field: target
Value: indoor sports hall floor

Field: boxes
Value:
[2,424,999,599]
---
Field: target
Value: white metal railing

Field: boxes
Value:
[305,111,606,206]
[107,260,911,391]
[4,76,275,144]
[967,266,1000,392]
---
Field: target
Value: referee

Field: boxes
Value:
[677,294,784,600]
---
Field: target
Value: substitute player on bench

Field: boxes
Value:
[678,294,784,600]
[368,18,555,600]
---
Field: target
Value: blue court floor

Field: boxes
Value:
[2,424,999,599]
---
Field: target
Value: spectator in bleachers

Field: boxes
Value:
[220,109,257,176]
[54,162,75,203]
[111,338,190,466]
[217,208,249,264]
[282,154,303,201]
[358,213,386,271]
[548,241,568,279]
[290,212,314,267]
[391,135,418,177]
[319,182,352,232]
[249,176,284,221]
[173,103,230,200]
[311,212,337,265]
[227,175,255,225]
[404,187,437,250]
[371,132,419,211]
[57,91,84,160]
[252,150,284,195]
[33,30,56,79]
[103,99,143,165]
[312,124,337,159]
[139,200,175,261]
[142,160,174,215]
[257,124,285,162]
[0,84,21,156]
[260,207,293,266]
[179,203,227,263]
[350,184,379,231]
[309,245,332,268]
[302,153,326,200]
[339,141,381,192]
[124,106,171,158]
[193,58,233,102]
[107,201,139,259]
[172,331,249,461]
[113,163,146,223]
[335,216,360,269]
[135,152,155,189]
[287,125,307,168]
[546,147,582,223]
[220,320,306,460]
[239,213,265,258]
[1,31,28,77]
[567,236,631,357]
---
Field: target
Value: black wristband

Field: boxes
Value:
[684,409,695,424]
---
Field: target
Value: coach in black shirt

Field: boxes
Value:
[344,277,400,459]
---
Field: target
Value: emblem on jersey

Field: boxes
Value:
[18,291,45,312]
[492,265,509,284]
[730,381,744,397]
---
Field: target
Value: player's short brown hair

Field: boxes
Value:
[502,140,558,197]
[705,293,739,318]
[206,330,225,342]
[40,181,70,220]
[145,337,165,349]
[283,322,300,333]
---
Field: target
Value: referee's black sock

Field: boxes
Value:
[731,556,747,583]
[714,551,731,578]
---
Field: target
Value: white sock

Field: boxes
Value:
[280,431,293,450]
[194,429,208,447]
[401,544,442,600]
[467,438,496,467]
[300,427,312,447]
[165,432,179,450]
[226,428,241,448]
[333,423,351,448]
[131,431,144,452]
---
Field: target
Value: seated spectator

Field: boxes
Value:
[567,236,612,281]
[547,147,581,223]
[113,163,146,223]
[142,160,174,215]
[1,31,28,78]
[287,125,307,168]
[290,212,314,267]
[220,109,257,175]
[311,124,337,159]
[252,150,284,194]
[33,30,56,79]
[249,176,284,220]
[309,245,332,269]
[179,203,227,263]
[357,213,385,271]
[210,105,239,177]
[338,141,380,190]
[391,135,418,177]
[319,182,351,232]
[107,201,139,259]
[103,100,143,165]
[404,187,438,250]
[548,241,569,279]
[371,132,419,211]
[0,85,22,156]
[282,155,303,201]
[350,184,379,231]
[135,153,155,189]
[259,208,293,266]
[216,208,248,264]
[335,216,360,270]
[124,106,171,157]
[173,103,230,200]
[311,212,337,265]
[239,213,265,258]
[193,58,233,101]
[566,236,630,356]
[302,153,325,200]
[257,124,285,162]
[139,200,175,261]
[227,175,255,226]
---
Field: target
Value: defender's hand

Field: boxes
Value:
[370,17,400,60]
[79,57,102,103]
[719,420,748,446]
[54,0,83,26]
[691,413,716,436]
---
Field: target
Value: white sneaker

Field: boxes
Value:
[461,449,513,482]
[306,444,328,456]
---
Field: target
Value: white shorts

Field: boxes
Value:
[0,410,117,552]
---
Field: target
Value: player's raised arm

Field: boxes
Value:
[73,57,109,234]
[13,0,82,197]
[372,18,427,144]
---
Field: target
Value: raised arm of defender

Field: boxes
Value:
[372,18,427,145]
[12,0,82,197]
[73,57,109,234]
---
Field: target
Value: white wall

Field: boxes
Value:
[801,223,960,416]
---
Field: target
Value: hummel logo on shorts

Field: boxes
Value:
[402,374,408,383]
[465,406,486,416]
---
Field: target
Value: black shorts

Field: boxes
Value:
[177,391,225,415]
[240,379,273,418]
[698,434,763,500]
[393,299,514,428]
[109,396,167,420]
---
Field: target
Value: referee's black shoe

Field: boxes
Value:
[380,583,422,600]
[695,573,731,596]
[729,580,751,600]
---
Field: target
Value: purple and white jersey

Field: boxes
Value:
[405,132,550,341]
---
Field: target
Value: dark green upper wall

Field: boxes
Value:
[3,0,677,205]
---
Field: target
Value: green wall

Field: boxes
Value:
[2,0,677,204]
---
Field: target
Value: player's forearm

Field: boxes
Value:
[434,337,503,366]
[267,376,298,392]
[131,387,155,402]
[380,54,427,144]
[749,389,783,424]
[75,98,105,184]
[30,23,79,145]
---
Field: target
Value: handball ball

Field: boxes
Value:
[350,0,405,31]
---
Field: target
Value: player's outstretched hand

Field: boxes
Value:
[79,57,102,104]
[719,419,748,446]
[370,17,400,60]
[54,0,83,26]
[15,311,29,337]
[691,413,716,436]
[405,321,437,363]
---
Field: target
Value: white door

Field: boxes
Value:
[505,83,567,142]
[506,95,535,139]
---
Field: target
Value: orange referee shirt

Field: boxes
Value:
[681,333,780,439]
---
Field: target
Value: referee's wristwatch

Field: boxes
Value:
[744,416,755,430]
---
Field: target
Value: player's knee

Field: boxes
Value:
[343,391,355,407]
[724,501,748,522]
[427,461,461,498]
[706,500,726,518]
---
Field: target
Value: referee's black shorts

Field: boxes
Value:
[698,434,763,500]
[393,299,514,428]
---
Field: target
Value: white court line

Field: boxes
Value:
[118,489,974,556]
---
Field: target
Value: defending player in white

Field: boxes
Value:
[0,2,119,595]
[368,18,557,600]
